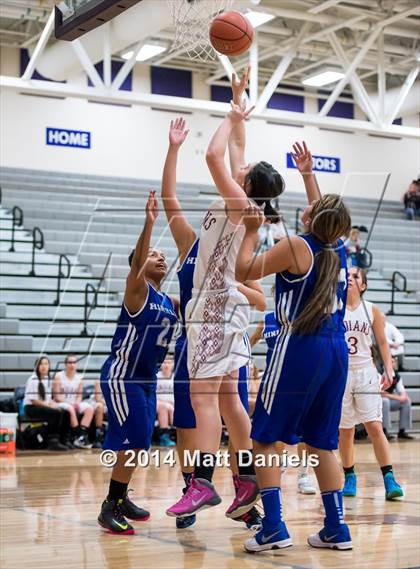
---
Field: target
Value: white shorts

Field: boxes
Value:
[339,365,383,429]
[186,287,250,379]
[57,401,98,413]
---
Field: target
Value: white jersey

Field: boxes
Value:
[58,370,82,404]
[344,301,374,368]
[193,199,245,293]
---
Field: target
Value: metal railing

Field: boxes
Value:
[28,226,44,276]
[53,254,71,306]
[295,207,304,234]
[8,206,24,252]
[387,271,407,315]
[81,252,112,336]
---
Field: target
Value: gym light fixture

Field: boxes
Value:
[302,69,345,87]
[122,44,167,62]
[245,10,275,28]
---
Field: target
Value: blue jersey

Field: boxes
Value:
[274,235,347,336]
[176,238,199,330]
[263,311,280,367]
[101,283,178,387]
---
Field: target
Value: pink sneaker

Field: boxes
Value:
[225,474,260,519]
[166,477,221,518]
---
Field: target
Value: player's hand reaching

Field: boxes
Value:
[380,370,394,391]
[292,141,313,175]
[228,99,254,123]
[145,190,158,224]
[169,117,190,148]
[242,204,264,232]
[231,66,250,104]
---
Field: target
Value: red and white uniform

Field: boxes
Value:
[340,301,382,428]
[186,199,250,378]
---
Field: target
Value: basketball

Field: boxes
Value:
[209,11,254,56]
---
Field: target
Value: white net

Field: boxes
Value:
[167,0,234,61]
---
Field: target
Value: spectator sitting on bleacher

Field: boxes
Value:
[156,357,175,447]
[381,356,413,440]
[52,354,94,449]
[384,316,405,370]
[23,356,70,451]
[84,379,107,449]
[344,227,362,267]
[403,179,420,220]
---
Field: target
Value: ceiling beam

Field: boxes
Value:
[21,9,54,80]
[328,31,379,125]
[308,0,343,15]
[255,23,311,114]
[71,40,104,89]
[377,31,385,122]
[249,33,259,106]
[386,66,420,125]
[112,40,146,91]
[2,74,418,138]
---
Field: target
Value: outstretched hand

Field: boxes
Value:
[291,141,313,174]
[169,117,190,148]
[231,66,250,103]
[228,99,254,124]
[242,204,264,232]
[145,190,158,223]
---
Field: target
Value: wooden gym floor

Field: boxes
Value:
[1,441,419,569]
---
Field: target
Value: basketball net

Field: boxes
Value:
[167,0,233,61]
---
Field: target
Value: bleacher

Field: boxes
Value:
[0,167,419,430]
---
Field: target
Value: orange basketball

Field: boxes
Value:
[209,11,254,57]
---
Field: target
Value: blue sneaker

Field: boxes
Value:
[384,472,404,501]
[176,514,196,529]
[159,433,176,447]
[343,473,357,497]
[308,524,352,550]
[244,520,292,553]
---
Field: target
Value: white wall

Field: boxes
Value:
[1,46,419,201]
[1,87,419,201]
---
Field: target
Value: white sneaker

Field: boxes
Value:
[298,473,316,495]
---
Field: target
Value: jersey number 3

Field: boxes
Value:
[156,318,172,348]
[347,336,358,355]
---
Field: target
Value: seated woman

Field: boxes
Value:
[382,356,413,440]
[52,354,94,449]
[156,358,175,447]
[23,355,70,451]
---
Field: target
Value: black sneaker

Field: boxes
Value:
[176,514,196,529]
[73,432,92,449]
[48,437,69,451]
[233,506,262,530]
[119,491,150,521]
[62,439,75,450]
[398,431,414,440]
[98,499,135,534]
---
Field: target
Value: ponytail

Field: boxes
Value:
[293,248,340,335]
[264,201,280,224]
[34,356,50,401]
[292,194,351,335]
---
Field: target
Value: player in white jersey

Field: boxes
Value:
[167,73,285,520]
[339,268,404,500]
[53,354,94,449]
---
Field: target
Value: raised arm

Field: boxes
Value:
[206,101,253,224]
[125,191,158,314]
[228,67,249,179]
[249,320,264,347]
[235,205,311,282]
[372,305,394,390]
[161,118,196,261]
[291,141,321,204]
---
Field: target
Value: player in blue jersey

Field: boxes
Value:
[161,107,265,529]
[236,141,353,552]
[98,191,178,535]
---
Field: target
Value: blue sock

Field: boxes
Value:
[321,490,345,529]
[260,487,282,529]
[182,471,192,491]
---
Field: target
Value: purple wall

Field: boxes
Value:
[87,60,132,91]
[151,66,192,98]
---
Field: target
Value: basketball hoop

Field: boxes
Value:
[167,0,233,61]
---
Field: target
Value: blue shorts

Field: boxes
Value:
[173,335,249,429]
[100,370,156,451]
[252,334,348,451]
